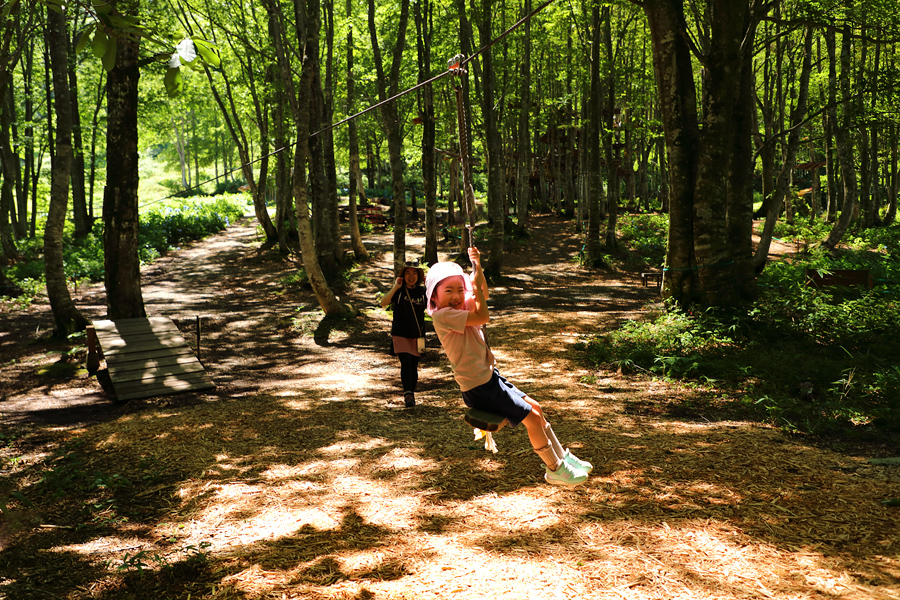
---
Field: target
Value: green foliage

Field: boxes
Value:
[139,196,248,256]
[212,179,247,195]
[618,213,667,268]
[108,541,212,575]
[583,289,900,435]
[3,197,248,299]
[583,221,900,435]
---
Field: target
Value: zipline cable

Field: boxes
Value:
[147,0,558,207]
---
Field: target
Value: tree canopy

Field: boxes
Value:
[1,0,899,315]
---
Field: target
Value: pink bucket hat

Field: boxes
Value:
[425,261,472,315]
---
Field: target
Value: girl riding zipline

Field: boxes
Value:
[425,247,592,486]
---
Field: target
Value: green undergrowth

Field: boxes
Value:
[582,220,900,436]
[4,195,250,298]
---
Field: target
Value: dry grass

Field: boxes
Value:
[1,216,899,600]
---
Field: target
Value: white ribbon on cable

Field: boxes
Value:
[473,428,498,453]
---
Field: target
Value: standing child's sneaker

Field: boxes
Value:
[544,460,588,486]
[564,450,593,474]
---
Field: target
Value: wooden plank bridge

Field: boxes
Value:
[87,316,214,402]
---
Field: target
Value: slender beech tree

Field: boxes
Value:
[823,25,860,251]
[368,0,410,274]
[265,0,348,314]
[319,0,342,268]
[414,0,438,265]
[584,0,604,267]
[67,19,90,238]
[602,5,618,248]
[346,0,368,261]
[754,26,813,271]
[515,0,533,238]
[473,0,506,276]
[46,4,89,335]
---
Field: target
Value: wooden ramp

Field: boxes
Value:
[89,316,215,402]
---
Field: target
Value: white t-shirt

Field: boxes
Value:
[431,296,495,391]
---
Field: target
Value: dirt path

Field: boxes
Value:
[1,216,898,600]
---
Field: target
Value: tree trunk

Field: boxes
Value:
[645,0,760,307]
[564,29,576,217]
[368,0,410,274]
[603,6,618,249]
[203,63,278,242]
[45,5,89,336]
[19,42,35,239]
[309,0,340,271]
[644,0,699,305]
[87,70,105,224]
[823,26,859,251]
[515,0,532,238]
[414,0,437,265]
[309,68,338,273]
[885,122,898,225]
[346,0,368,260]
[321,0,342,266]
[448,156,458,228]
[475,0,505,276]
[0,90,18,259]
[104,0,146,320]
[68,34,89,238]
[584,1,604,267]
[754,27,812,272]
[265,0,347,315]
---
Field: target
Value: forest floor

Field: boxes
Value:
[0,214,898,600]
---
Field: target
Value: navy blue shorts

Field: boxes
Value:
[461,369,533,427]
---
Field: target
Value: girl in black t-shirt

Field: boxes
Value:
[380,261,426,407]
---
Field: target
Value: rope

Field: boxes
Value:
[450,57,477,248]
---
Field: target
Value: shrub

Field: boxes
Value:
[4,196,249,294]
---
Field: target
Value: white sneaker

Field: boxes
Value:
[565,450,593,474]
[544,460,588,486]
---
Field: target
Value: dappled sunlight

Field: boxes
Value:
[331,476,426,530]
[171,479,343,553]
[318,435,392,456]
[466,490,566,531]
[6,217,900,599]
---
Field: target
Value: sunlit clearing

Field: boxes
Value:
[332,475,425,530]
[173,479,342,552]
[319,435,391,456]
[469,492,564,531]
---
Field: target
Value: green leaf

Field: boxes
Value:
[191,37,221,68]
[101,35,117,72]
[93,0,112,14]
[95,10,112,27]
[75,24,95,54]
[108,14,141,31]
[91,29,108,58]
[11,491,33,508]
[2,0,19,21]
[164,67,183,97]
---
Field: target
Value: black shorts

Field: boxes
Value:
[461,369,532,427]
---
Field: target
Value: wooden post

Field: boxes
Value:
[86,325,100,373]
